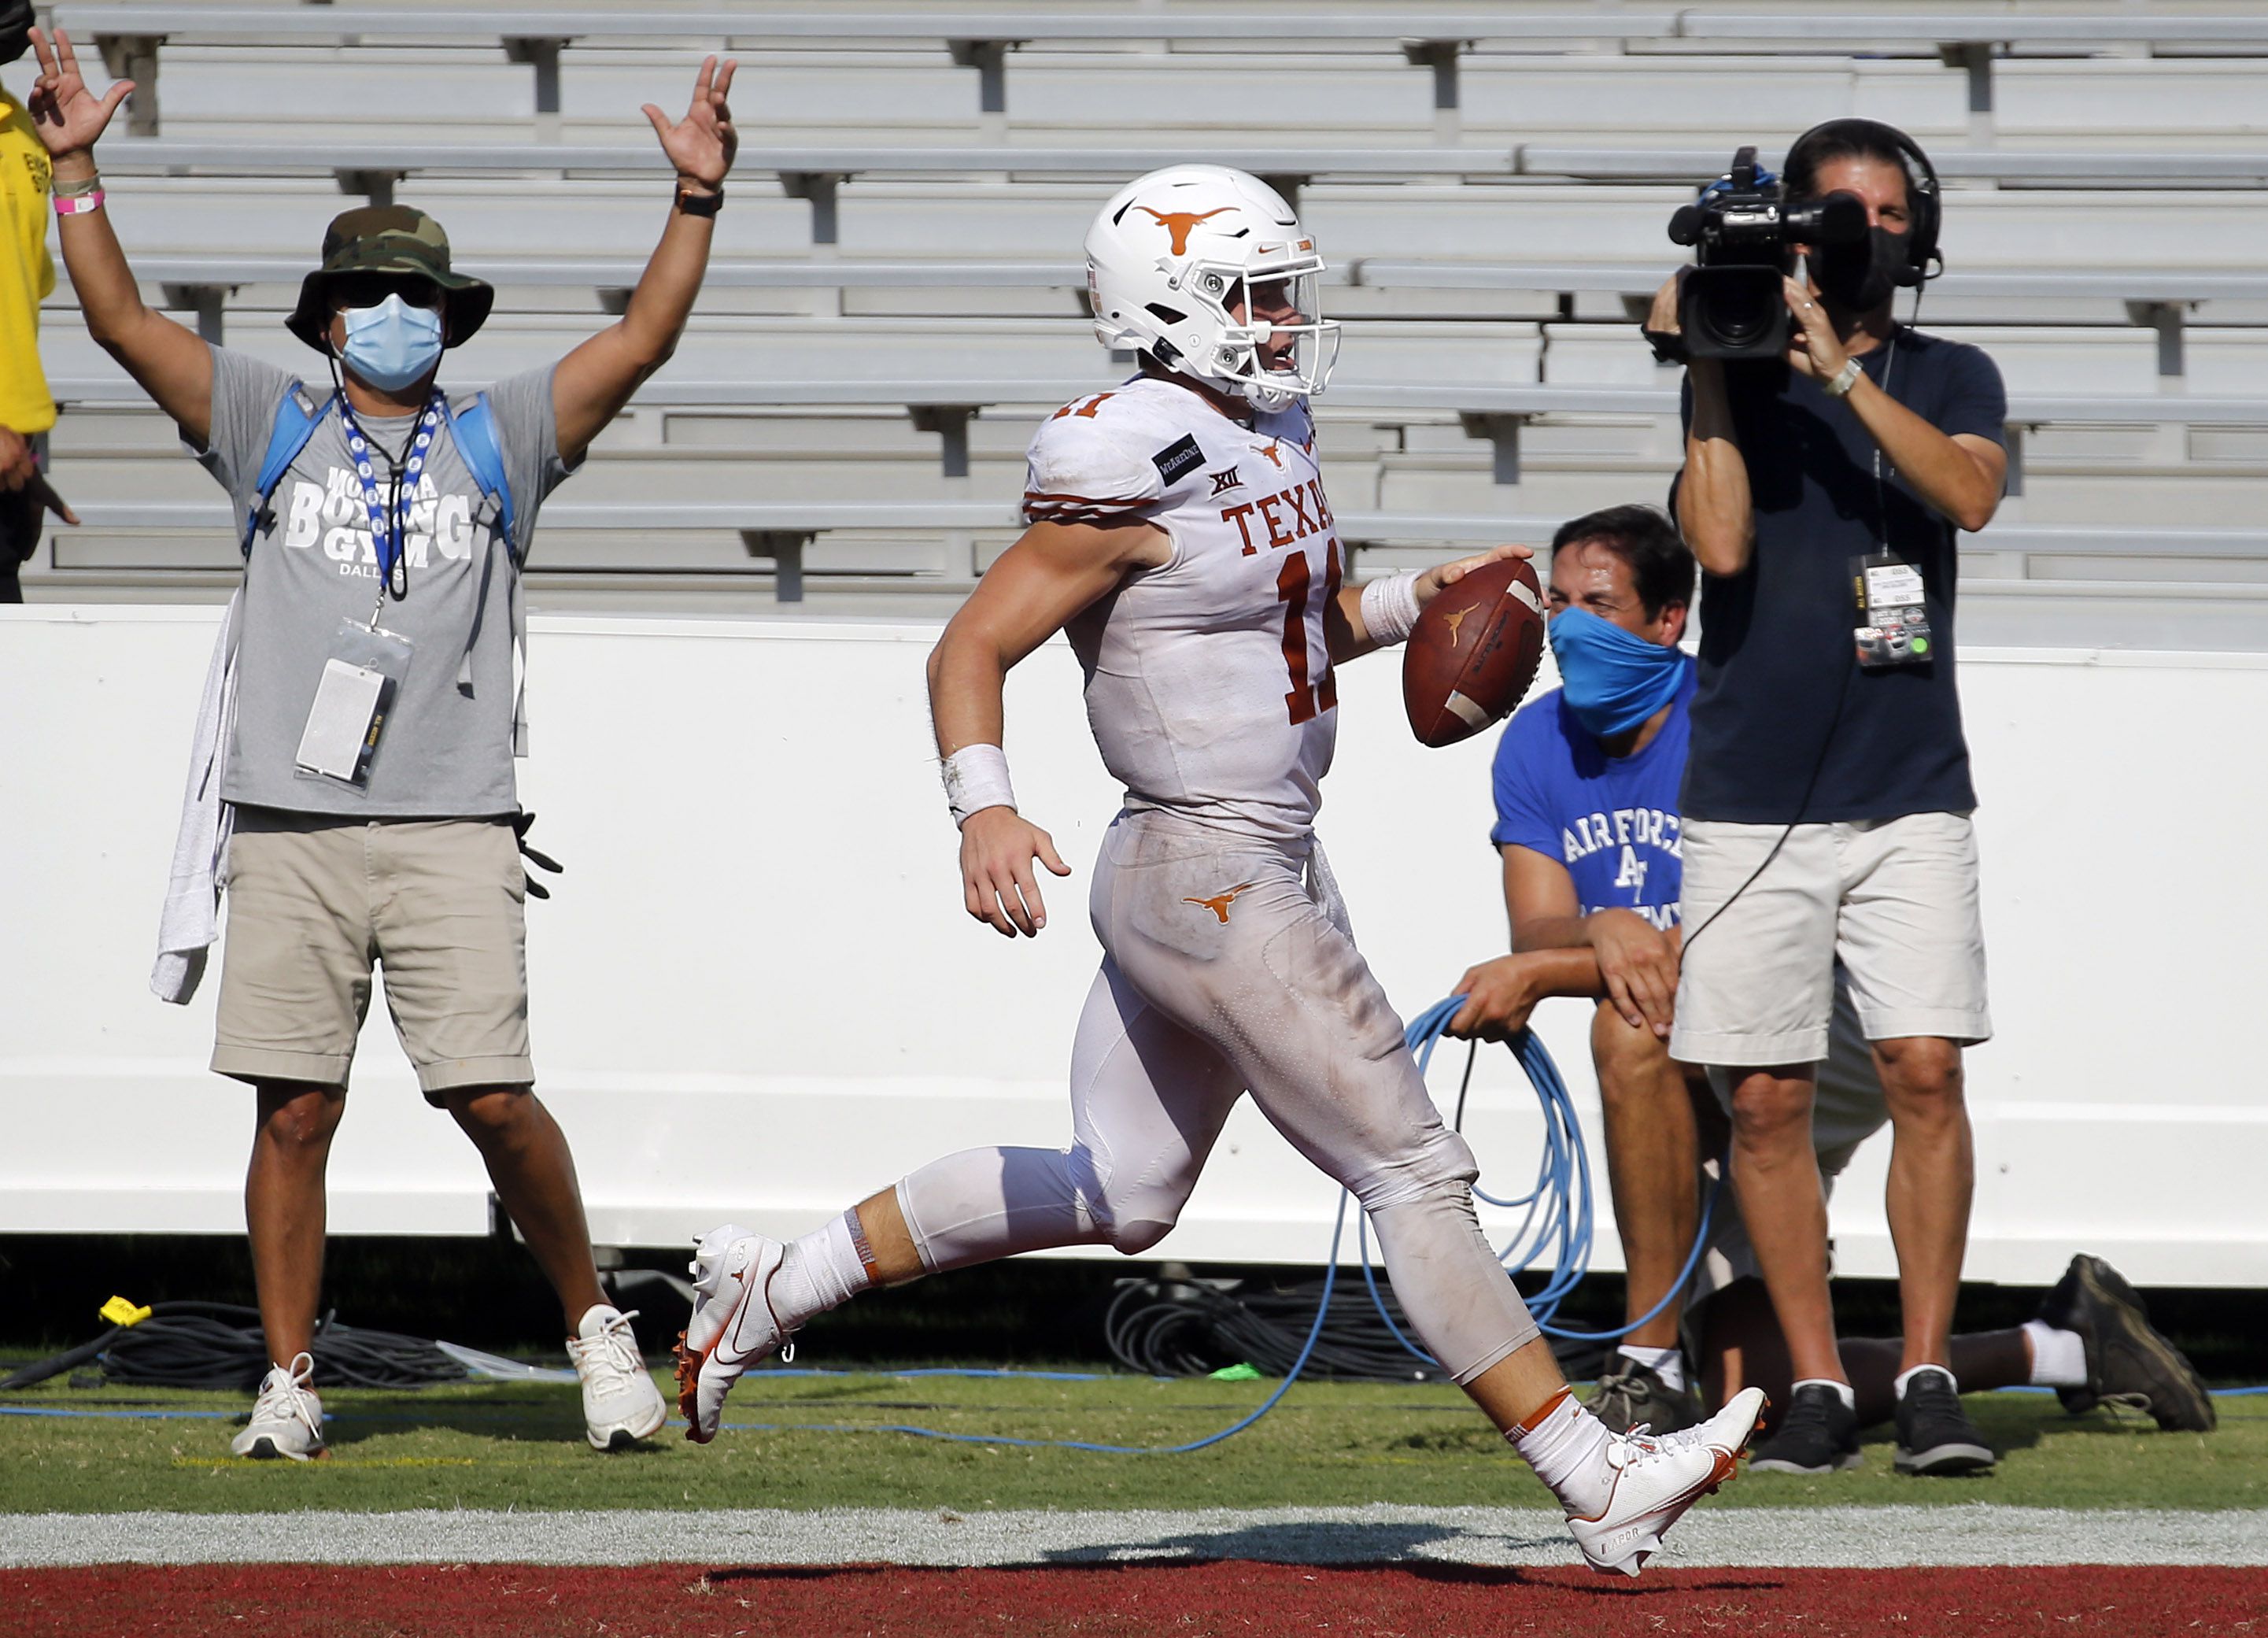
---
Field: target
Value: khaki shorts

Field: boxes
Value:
[213,809,532,1098]
[1670,810,1991,1068]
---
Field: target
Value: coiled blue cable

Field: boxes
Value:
[1376,996,1721,1353]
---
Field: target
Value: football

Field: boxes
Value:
[1401,557,1548,748]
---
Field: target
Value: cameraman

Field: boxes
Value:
[1648,119,2008,1476]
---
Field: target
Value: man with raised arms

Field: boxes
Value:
[678,165,1766,1577]
[27,26,737,1459]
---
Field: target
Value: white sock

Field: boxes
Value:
[1794,1376,1857,1411]
[1508,1388,1616,1518]
[2022,1320,2088,1388]
[1616,1344,1686,1394]
[773,1211,877,1330]
[1893,1363,1957,1399]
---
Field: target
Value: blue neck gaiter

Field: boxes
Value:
[1548,606,1690,740]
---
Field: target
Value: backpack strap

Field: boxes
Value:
[444,391,519,559]
[242,384,331,556]
[438,390,531,756]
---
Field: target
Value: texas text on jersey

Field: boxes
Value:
[1023,374,1343,840]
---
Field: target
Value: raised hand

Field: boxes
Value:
[27,28,135,159]
[642,54,739,192]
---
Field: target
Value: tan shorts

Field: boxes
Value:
[1671,810,1991,1068]
[212,809,532,1098]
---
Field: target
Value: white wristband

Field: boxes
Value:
[1359,571,1424,647]
[1821,357,1864,399]
[942,743,1016,828]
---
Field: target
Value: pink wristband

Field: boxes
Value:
[54,190,105,216]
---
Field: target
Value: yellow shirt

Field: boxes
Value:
[0,91,57,434]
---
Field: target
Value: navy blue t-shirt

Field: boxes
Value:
[1674,327,2005,823]
[1490,663,1696,932]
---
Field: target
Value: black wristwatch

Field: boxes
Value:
[675,186,724,218]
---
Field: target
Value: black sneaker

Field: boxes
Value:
[2037,1254,2216,1433]
[1893,1366,1997,1476]
[1586,1359,1701,1436]
[1749,1381,1861,1474]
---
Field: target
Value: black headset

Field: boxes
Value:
[0,0,33,65]
[1783,118,1942,287]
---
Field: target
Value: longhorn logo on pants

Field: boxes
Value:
[1184,881,1261,924]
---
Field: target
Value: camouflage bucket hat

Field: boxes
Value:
[286,205,494,353]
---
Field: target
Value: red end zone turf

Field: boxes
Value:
[9,1562,2266,1637]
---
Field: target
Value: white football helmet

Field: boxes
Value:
[1085,165,1341,413]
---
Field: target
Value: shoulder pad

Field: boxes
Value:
[1023,396,1167,524]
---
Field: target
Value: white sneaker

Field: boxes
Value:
[230,1351,326,1461]
[674,1223,789,1444]
[567,1303,669,1451]
[1564,1385,1767,1577]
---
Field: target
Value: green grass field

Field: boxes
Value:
[4,1370,2258,1515]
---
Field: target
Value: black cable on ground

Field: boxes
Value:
[0,1302,468,1392]
[1106,1274,1447,1383]
[1103,1273,1619,1385]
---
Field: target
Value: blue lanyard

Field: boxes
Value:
[334,394,444,597]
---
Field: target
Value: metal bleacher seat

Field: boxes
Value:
[50,372,2268,486]
[57,257,1088,343]
[90,46,2268,163]
[45,488,2268,649]
[65,253,2268,388]
[83,137,2268,245]
[85,137,1537,242]
[52,7,2268,147]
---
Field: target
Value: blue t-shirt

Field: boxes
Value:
[1489,661,1696,931]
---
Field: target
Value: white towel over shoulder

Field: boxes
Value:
[153,592,240,1004]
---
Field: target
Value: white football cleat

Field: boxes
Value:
[674,1223,790,1444]
[1564,1385,1767,1577]
[567,1303,669,1451]
[230,1351,326,1461]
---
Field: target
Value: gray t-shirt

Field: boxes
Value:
[195,346,574,817]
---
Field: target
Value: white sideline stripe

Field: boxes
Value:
[3,1506,2264,1570]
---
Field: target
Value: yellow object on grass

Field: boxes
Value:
[99,1296,153,1327]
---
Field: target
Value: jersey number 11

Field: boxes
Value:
[1276,545,1341,726]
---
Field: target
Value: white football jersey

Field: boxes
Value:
[1022,374,1343,839]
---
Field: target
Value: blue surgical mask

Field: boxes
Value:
[1548,605,1690,740]
[340,294,445,391]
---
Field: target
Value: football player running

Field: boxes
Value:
[681,166,1765,1575]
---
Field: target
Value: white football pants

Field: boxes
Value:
[895,809,1540,1385]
